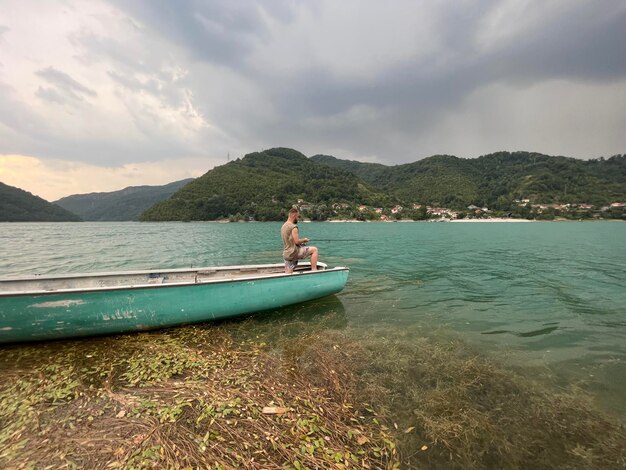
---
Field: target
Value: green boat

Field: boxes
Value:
[0,262,349,343]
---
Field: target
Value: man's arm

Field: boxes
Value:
[291,227,308,245]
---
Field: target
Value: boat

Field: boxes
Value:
[0,262,349,343]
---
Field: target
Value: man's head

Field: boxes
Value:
[288,207,300,222]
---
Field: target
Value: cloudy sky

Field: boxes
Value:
[1,0,625,201]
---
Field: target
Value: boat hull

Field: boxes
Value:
[0,267,349,343]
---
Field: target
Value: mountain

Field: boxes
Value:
[141,148,392,221]
[312,153,481,207]
[0,182,81,222]
[309,154,389,184]
[54,179,194,221]
[139,148,625,222]
[313,151,626,209]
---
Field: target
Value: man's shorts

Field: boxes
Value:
[284,246,310,271]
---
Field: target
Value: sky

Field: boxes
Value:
[1,0,625,201]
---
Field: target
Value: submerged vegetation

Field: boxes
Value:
[1,309,625,469]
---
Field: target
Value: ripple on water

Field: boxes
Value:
[1,221,625,420]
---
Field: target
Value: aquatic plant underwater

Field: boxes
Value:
[1,308,624,469]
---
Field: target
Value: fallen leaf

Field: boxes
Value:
[116,410,126,418]
[404,427,415,434]
[262,407,287,415]
[421,445,428,451]
[357,435,370,445]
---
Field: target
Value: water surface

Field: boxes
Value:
[1,221,625,417]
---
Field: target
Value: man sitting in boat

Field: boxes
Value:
[281,207,319,273]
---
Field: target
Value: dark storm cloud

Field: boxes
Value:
[479,4,626,83]
[0,75,190,166]
[108,0,299,67]
[72,24,200,118]
[35,67,97,102]
[73,0,626,162]
[108,70,164,96]
[238,1,626,160]
[2,0,625,170]
[35,86,67,104]
[274,2,626,115]
[0,82,45,146]
[110,1,626,100]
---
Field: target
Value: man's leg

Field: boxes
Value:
[309,246,319,271]
[285,259,296,274]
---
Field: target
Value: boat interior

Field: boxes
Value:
[0,263,328,294]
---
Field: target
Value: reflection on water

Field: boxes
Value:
[1,221,625,419]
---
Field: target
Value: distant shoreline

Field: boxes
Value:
[449,218,535,223]
[2,217,617,223]
[325,218,537,223]
[208,218,616,223]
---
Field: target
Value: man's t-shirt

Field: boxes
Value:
[281,221,298,260]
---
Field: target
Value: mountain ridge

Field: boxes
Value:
[141,148,394,221]
[312,151,626,208]
[0,182,82,222]
[141,148,626,221]
[54,179,194,221]
[5,149,622,223]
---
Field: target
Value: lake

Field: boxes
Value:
[1,220,625,420]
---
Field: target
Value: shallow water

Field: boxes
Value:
[1,221,625,418]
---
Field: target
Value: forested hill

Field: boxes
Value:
[312,152,626,209]
[0,182,81,222]
[141,148,392,221]
[310,154,389,184]
[54,179,193,221]
[139,149,624,221]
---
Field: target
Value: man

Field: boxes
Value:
[281,207,319,273]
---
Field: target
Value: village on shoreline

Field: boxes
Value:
[221,200,626,223]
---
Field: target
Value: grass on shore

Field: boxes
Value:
[1,312,625,469]
[0,325,397,469]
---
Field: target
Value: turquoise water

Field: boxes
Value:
[1,221,625,417]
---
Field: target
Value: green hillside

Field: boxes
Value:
[54,179,193,221]
[309,154,389,184]
[473,152,626,207]
[311,153,481,205]
[315,151,626,210]
[139,149,625,222]
[0,182,81,222]
[141,148,392,221]
[381,155,482,208]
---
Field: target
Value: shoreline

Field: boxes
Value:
[1,324,624,468]
[326,218,536,223]
[449,218,534,223]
